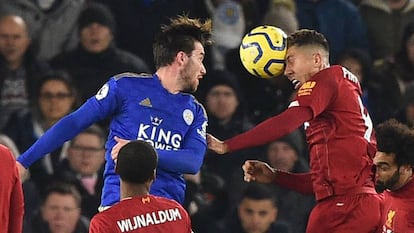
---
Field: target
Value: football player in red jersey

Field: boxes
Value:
[0,145,24,233]
[374,119,414,233]
[89,140,192,233]
[208,29,382,233]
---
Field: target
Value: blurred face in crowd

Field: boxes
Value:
[206,84,239,122]
[80,23,113,53]
[0,15,30,69]
[178,41,206,93]
[41,192,81,233]
[405,103,414,126]
[267,141,298,172]
[238,198,277,233]
[39,80,75,125]
[68,132,105,176]
[339,57,363,83]
[406,34,414,65]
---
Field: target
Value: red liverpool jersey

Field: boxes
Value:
[0,145,24,233]
[89,194,192,233]
[295,65,377,200]
[380,178,414,233]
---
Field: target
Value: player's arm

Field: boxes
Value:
[220,106,312,153]
[89,215,110,233]
[17,80,119,169]
[157,108,207,174]
[243,160,314,194]
[274,170,314,194]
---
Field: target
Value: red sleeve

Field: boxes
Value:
[274,170,314,195]
[9,165,23,233]
[225,106,312,152]
[89,216,108,233]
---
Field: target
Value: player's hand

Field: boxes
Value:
[16,161,28,182]
[242,160,276,183]
[111,136,130,161]
[207,134,228,154]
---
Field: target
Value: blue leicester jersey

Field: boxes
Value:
[18,73,208,207]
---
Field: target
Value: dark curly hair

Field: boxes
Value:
[375,119,414,167]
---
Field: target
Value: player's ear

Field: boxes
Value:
[151,169,156,181]
[176,51,187,65]
[399,164,411,174]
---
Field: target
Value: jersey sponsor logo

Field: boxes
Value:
[183,109,194,125]
[139,98,152,107]
[297,81,316,96]
[137,116,182,150]
[96,84,109,100]
[116,208,183,232]
[197,121,207,139]
[386,210,395,229]
[142,196,151,204]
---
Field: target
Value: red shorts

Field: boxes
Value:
[306,193,383,233]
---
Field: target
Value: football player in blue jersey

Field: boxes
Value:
[16,15,212,209]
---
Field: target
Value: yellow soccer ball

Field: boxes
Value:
[239,25,287,78]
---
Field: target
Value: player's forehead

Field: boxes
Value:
[374,151,396,165]
[286,45,313,59]
[190,41,205,57]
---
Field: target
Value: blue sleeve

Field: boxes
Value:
[17,79,120,168]
[157,104,207,174]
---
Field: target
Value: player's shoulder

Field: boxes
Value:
[113,72,154,81]
[316,65,343,78]
[0,145,14,162]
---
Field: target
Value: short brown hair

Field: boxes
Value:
[287,29,329,52]
[153,15,212,69]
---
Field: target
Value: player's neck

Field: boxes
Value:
[393,169,413,191]
[156,67,181,94]
[120,182,150,199]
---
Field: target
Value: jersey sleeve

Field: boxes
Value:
[89,215,110,233]
[17,78,120,168]
[295,69,339,119]
[225,106,312,152]
[157,102,207,174]
[4,147,24,233]
[274,170,314,195]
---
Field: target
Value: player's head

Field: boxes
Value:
[374,119,414,192]
[115,140,158,185]
[284,29,329,89]
[153,15,212,93]
[238,183,278,233]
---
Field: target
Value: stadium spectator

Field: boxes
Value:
[51,2,150,102]
[0,0,86,60]
[0,14,50,129]
[360,0,414,61]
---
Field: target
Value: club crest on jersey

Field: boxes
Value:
[96,83,109,100]
[298,81,316,96]
[183,109,194,125]
[151,116,163,126]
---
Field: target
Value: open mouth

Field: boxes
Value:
[291,79,301,89]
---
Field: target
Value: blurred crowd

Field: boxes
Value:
[0,0,414,232]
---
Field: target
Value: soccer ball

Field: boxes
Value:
[239,25,287,78]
